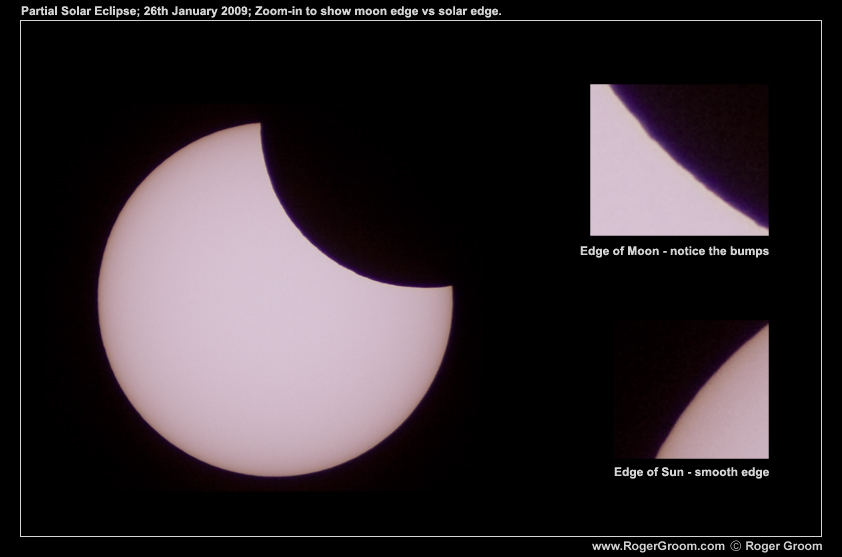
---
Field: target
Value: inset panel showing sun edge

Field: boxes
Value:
[657,324,769,459]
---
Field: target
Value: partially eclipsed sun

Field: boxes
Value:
[97,124,453,476]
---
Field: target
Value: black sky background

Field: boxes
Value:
[22,19,820,536]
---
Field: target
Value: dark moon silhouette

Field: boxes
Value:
[260,107,497,287]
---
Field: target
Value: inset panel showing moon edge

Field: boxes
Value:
[98,123,454,477]
[590,84,769,236]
